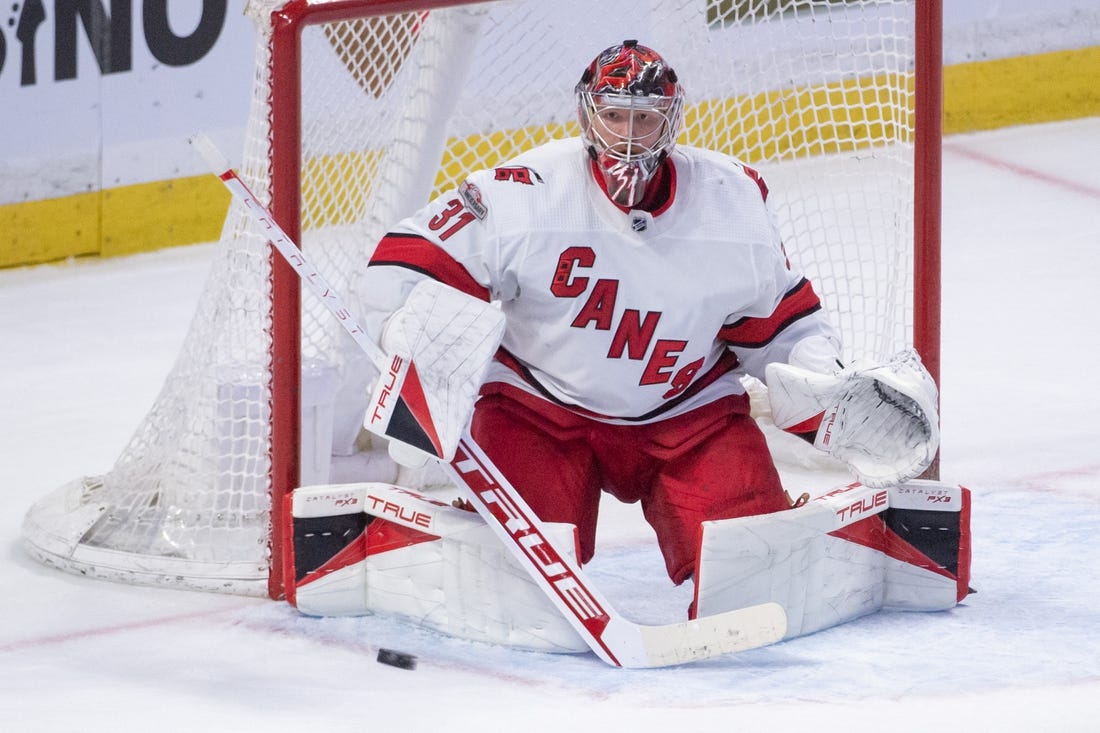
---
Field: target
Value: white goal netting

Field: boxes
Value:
[22,0,934,596]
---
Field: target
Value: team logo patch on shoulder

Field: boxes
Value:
[458,180,488,221]
[493,166,544,185]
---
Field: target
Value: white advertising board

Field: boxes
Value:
[0,0,1097,267]
[3,0,1099,206]
[0,1,255,204]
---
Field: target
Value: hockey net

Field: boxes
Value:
[22,0,941,598]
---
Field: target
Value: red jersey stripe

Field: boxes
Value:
[718,278,822,348]
[370,233,491,301]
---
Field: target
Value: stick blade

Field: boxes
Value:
[615,601,788,668]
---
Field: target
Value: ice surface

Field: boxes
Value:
[1,118,1098,732]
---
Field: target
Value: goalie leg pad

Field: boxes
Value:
[694,480,971,639]
[886,481,972,606]
[283,483,588,653]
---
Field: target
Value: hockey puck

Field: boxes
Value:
[377,648,418,670]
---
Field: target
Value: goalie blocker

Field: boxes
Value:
[283,479,970,655]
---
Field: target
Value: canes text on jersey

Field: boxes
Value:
[552,246,703,399]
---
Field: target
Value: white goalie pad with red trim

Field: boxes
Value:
[282,483,587,653]
[694,480,971,639]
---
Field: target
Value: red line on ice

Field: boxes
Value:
[944,143,1100,201]
[0,608,242,653]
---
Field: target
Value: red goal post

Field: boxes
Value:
[266,0,489,600]
[913,0,944,478]
[22,0,942,600]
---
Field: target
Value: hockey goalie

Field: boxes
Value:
[282,40,971,659]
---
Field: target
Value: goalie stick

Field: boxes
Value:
[190,133,787,668]
[188,135,440,456]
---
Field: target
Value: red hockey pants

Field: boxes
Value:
[470,386,788,584]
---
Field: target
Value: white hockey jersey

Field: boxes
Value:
[360,137,839,424]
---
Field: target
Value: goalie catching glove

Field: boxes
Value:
[766,349,939,487]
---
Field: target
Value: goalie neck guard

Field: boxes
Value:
[576,40,684,207]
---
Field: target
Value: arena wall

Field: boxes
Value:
[1,1,1097,268]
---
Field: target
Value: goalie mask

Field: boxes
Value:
[576,40,684,207]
